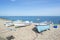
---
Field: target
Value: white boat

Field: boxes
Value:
[39,23,48,25]
[13,20,31,27]
[39,21,53,25]
[34,21,52,26]
[4,21,14,27]
[14,23,27,27]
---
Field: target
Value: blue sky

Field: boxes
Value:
[0,0,60,16]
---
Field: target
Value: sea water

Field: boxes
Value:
[0,16,60,24]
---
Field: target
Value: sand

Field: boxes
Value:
[0,37,6,40]
[0,18,60,40]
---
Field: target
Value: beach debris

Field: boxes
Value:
[53,24,58,28]
[6,35,15,40]
[53,26,57,28]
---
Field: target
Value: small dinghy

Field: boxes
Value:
[36,25,50,33]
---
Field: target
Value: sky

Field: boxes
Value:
[0,0,60,16]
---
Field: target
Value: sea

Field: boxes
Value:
[0,16,60,24]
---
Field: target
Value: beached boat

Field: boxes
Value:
[4,21,14,27]
[39,21,53,25]
[14,23,27,27]
[33,21,51,33]
[13,20,31,27]
[36,25,50,33]
[33,22,48,26]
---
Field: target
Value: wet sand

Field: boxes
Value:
[0,18,60,40]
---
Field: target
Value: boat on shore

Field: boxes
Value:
[4,20,31,27]
[4,19,53,27]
